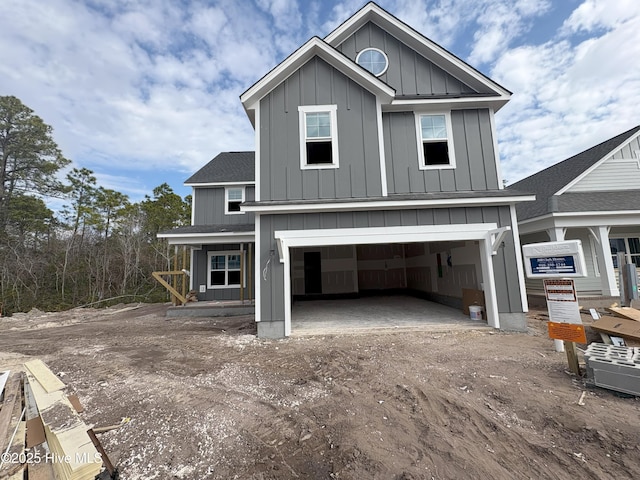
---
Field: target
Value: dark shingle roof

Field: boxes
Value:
[508,125,640,220]
[185,152,255,184]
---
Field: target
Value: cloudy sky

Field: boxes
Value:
[2,0,639,202]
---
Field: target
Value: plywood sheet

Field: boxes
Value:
[591,315,640,341]
[24,360,65,393]
[462,288,485,316]
[26,416,46,447]
[606,307,640,322]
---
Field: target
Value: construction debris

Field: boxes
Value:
[605,306,640,323]
[584,343,640,396]
[1,360,113,480]
[590,315,640,347]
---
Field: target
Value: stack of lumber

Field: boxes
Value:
[0,370,26,480]
[24,360,102,480]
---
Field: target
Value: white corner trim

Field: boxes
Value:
[376,98,388,196]
[509,205,529,313]
[255,102,261,201]
[190,186,195,225]
[489,108,504,189]
[254,215,261,322]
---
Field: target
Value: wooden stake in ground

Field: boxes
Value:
[563,341,580,375]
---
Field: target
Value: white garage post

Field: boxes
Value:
[479,235,500,328]
[283,244,292,337]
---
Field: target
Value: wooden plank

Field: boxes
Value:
[24,360,65,393]
[67,395,83,414]
[26,417,46,447]
[0,373,21,455]
[606,306,640,322]
[564,341,581,376]
[24,382,39,421]
[27,444,56,480]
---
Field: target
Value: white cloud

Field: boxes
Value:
[493,1,640,183]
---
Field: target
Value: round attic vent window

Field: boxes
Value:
[356,48,388,76]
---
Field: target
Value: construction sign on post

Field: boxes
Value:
[544,279,586,343]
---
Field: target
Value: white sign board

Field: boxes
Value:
[522,240,587,278]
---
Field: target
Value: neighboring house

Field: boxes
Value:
[509,125,640,299]
[160,2,534,338]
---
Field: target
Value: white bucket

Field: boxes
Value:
[469,305,483,321]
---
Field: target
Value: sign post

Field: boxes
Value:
[522,241,587,374]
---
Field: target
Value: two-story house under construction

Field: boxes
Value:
[159,2,534,338]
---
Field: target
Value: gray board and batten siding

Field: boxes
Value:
[258,206,524,333]
[259,56,383,201]
[192,244,256,301]
[383,109,500,194]
[336,21,484,97]
[193,186,255,225]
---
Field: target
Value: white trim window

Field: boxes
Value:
[225,186,245,215]
[356,47,389,76]
[415,113,456,169]
[299,105,339,169]
[208,251,243,289]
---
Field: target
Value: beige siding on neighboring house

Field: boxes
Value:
[568,136,640,192]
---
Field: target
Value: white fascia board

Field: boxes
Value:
[275,223,498,249]
[324,3,511,99]
[555,130,640,195]
[241,195,536,214]
[517,210,640,234]
[387,96,510,112]
[240,37,395,111]
[158,232,255,245]
[185,181,255,187]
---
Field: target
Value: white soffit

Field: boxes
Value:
[324,3,511,101]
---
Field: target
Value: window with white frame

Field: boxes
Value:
[225,186,245,214]
[208,251,242,288]
[415,113,455,169]
[299,105,339,169]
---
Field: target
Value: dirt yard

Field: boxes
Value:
[1,304,639,480]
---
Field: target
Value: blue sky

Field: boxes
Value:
[2,0,639,204]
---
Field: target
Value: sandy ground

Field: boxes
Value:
[1,304,639,480]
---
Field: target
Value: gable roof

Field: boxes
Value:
[325,2,511,103]
[185,151,255,185]
[508,125,640,220]
[240,36,395,124]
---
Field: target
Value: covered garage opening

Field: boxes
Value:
[275,224,505,335]
[289,240,485,332]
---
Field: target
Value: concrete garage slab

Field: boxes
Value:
[291,295,491,336]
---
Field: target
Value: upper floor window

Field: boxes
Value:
[356,48,389,76]
[299,105,339,169]
[225,186,245,214]
[415,113,456,170]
